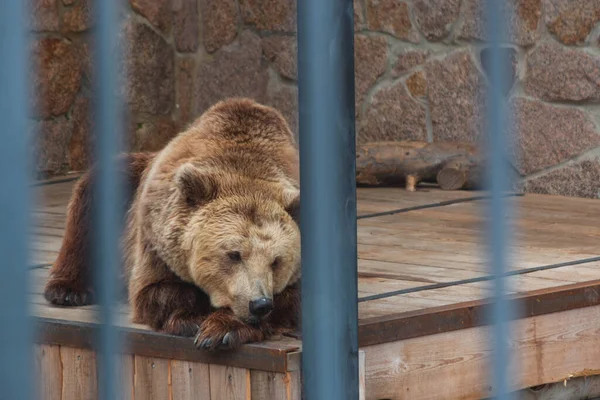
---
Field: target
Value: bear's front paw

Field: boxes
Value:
[161,313,204,337]
[193,311,266,351]
[44,280,94,306]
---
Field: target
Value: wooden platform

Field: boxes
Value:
[30,177,600,399]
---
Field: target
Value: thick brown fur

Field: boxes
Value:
[44,98,302,351]
[44,152,157,306]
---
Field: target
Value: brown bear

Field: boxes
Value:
[44,98,302,351]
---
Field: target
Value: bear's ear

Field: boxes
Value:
[283,189,300,225]
[175,163,218,206]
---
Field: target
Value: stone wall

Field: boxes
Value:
[30,0,600,199]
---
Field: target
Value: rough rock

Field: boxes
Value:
[176,58,196,126]
[406,71,427,97]
[79,41,94,85]
[68,96,93,171]
[355,35,388,110]
[62,0,93,32]
[131,118,180,152]
[365,0,420,43]
[129,0,172,33]
[510,98,600,175]
[354,0,366,31]
[425,51,486,142]
[122,21,175,115]
[360,81,427,143]
[30,0,60,31]
[261,36,297,80]
[267,84,298,137]
[392,49,430,77]
[413,0,461,41]
[544,0,600,45]
[524,43,600,102]
[173,0,200,52]
[239,0,296,32]
[459,0,542,47]
[200,0,238,53]
[32,117,72,175]
[523,160,600,198]
[195,31,269,114]
[30,38,83,118]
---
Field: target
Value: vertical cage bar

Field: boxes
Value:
[0,0,33,398]
[93,0,124,398]
[485,1,515,399]
[297,0,359,399]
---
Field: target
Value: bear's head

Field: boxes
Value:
[176,163,300,324]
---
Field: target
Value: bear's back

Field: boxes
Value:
[133,98,299,230]
[149,98,298,184]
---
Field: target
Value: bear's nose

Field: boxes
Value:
[249,297,274,317]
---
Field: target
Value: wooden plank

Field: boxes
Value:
[117,354,134,400]
[32,174,81,187]
[362,304,600,400]
[133,356,170,400]
[251,371,289,400]
[359,350,365,400]
[170,359,211,400]
[356,186,477,208]
[34,344,62,400]
[512,375,600,399]
[209,364,251,400]
[60,346,97,400]
[288,370,302,400]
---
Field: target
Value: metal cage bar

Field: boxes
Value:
[92,0,125,398]
[297,0,360,399]
[0,1,33,398]
[485,1,515,399]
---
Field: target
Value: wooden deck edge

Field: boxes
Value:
[33,317,301,373]
[358,279,600,347]
[362,304,600,400]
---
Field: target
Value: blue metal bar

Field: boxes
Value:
[485,1,515,399]
[93,0,125,398]
[297,0,359,399]
[0,1,33,398]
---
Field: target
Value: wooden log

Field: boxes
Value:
[355,141,483,191]
[436,156,483,191]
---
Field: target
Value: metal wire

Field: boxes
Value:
[357,192,524,220]
[358,255,600,303]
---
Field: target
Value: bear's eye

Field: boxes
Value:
[271,257,280,269]
[227,251,242,262]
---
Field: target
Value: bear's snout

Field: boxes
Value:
[249,297,274,318]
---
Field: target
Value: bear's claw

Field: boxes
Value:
[196,338,214,350]
[222,332,232,346]
[193,330,235,351]
[44,281,94,307]
[192,309,268,351]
